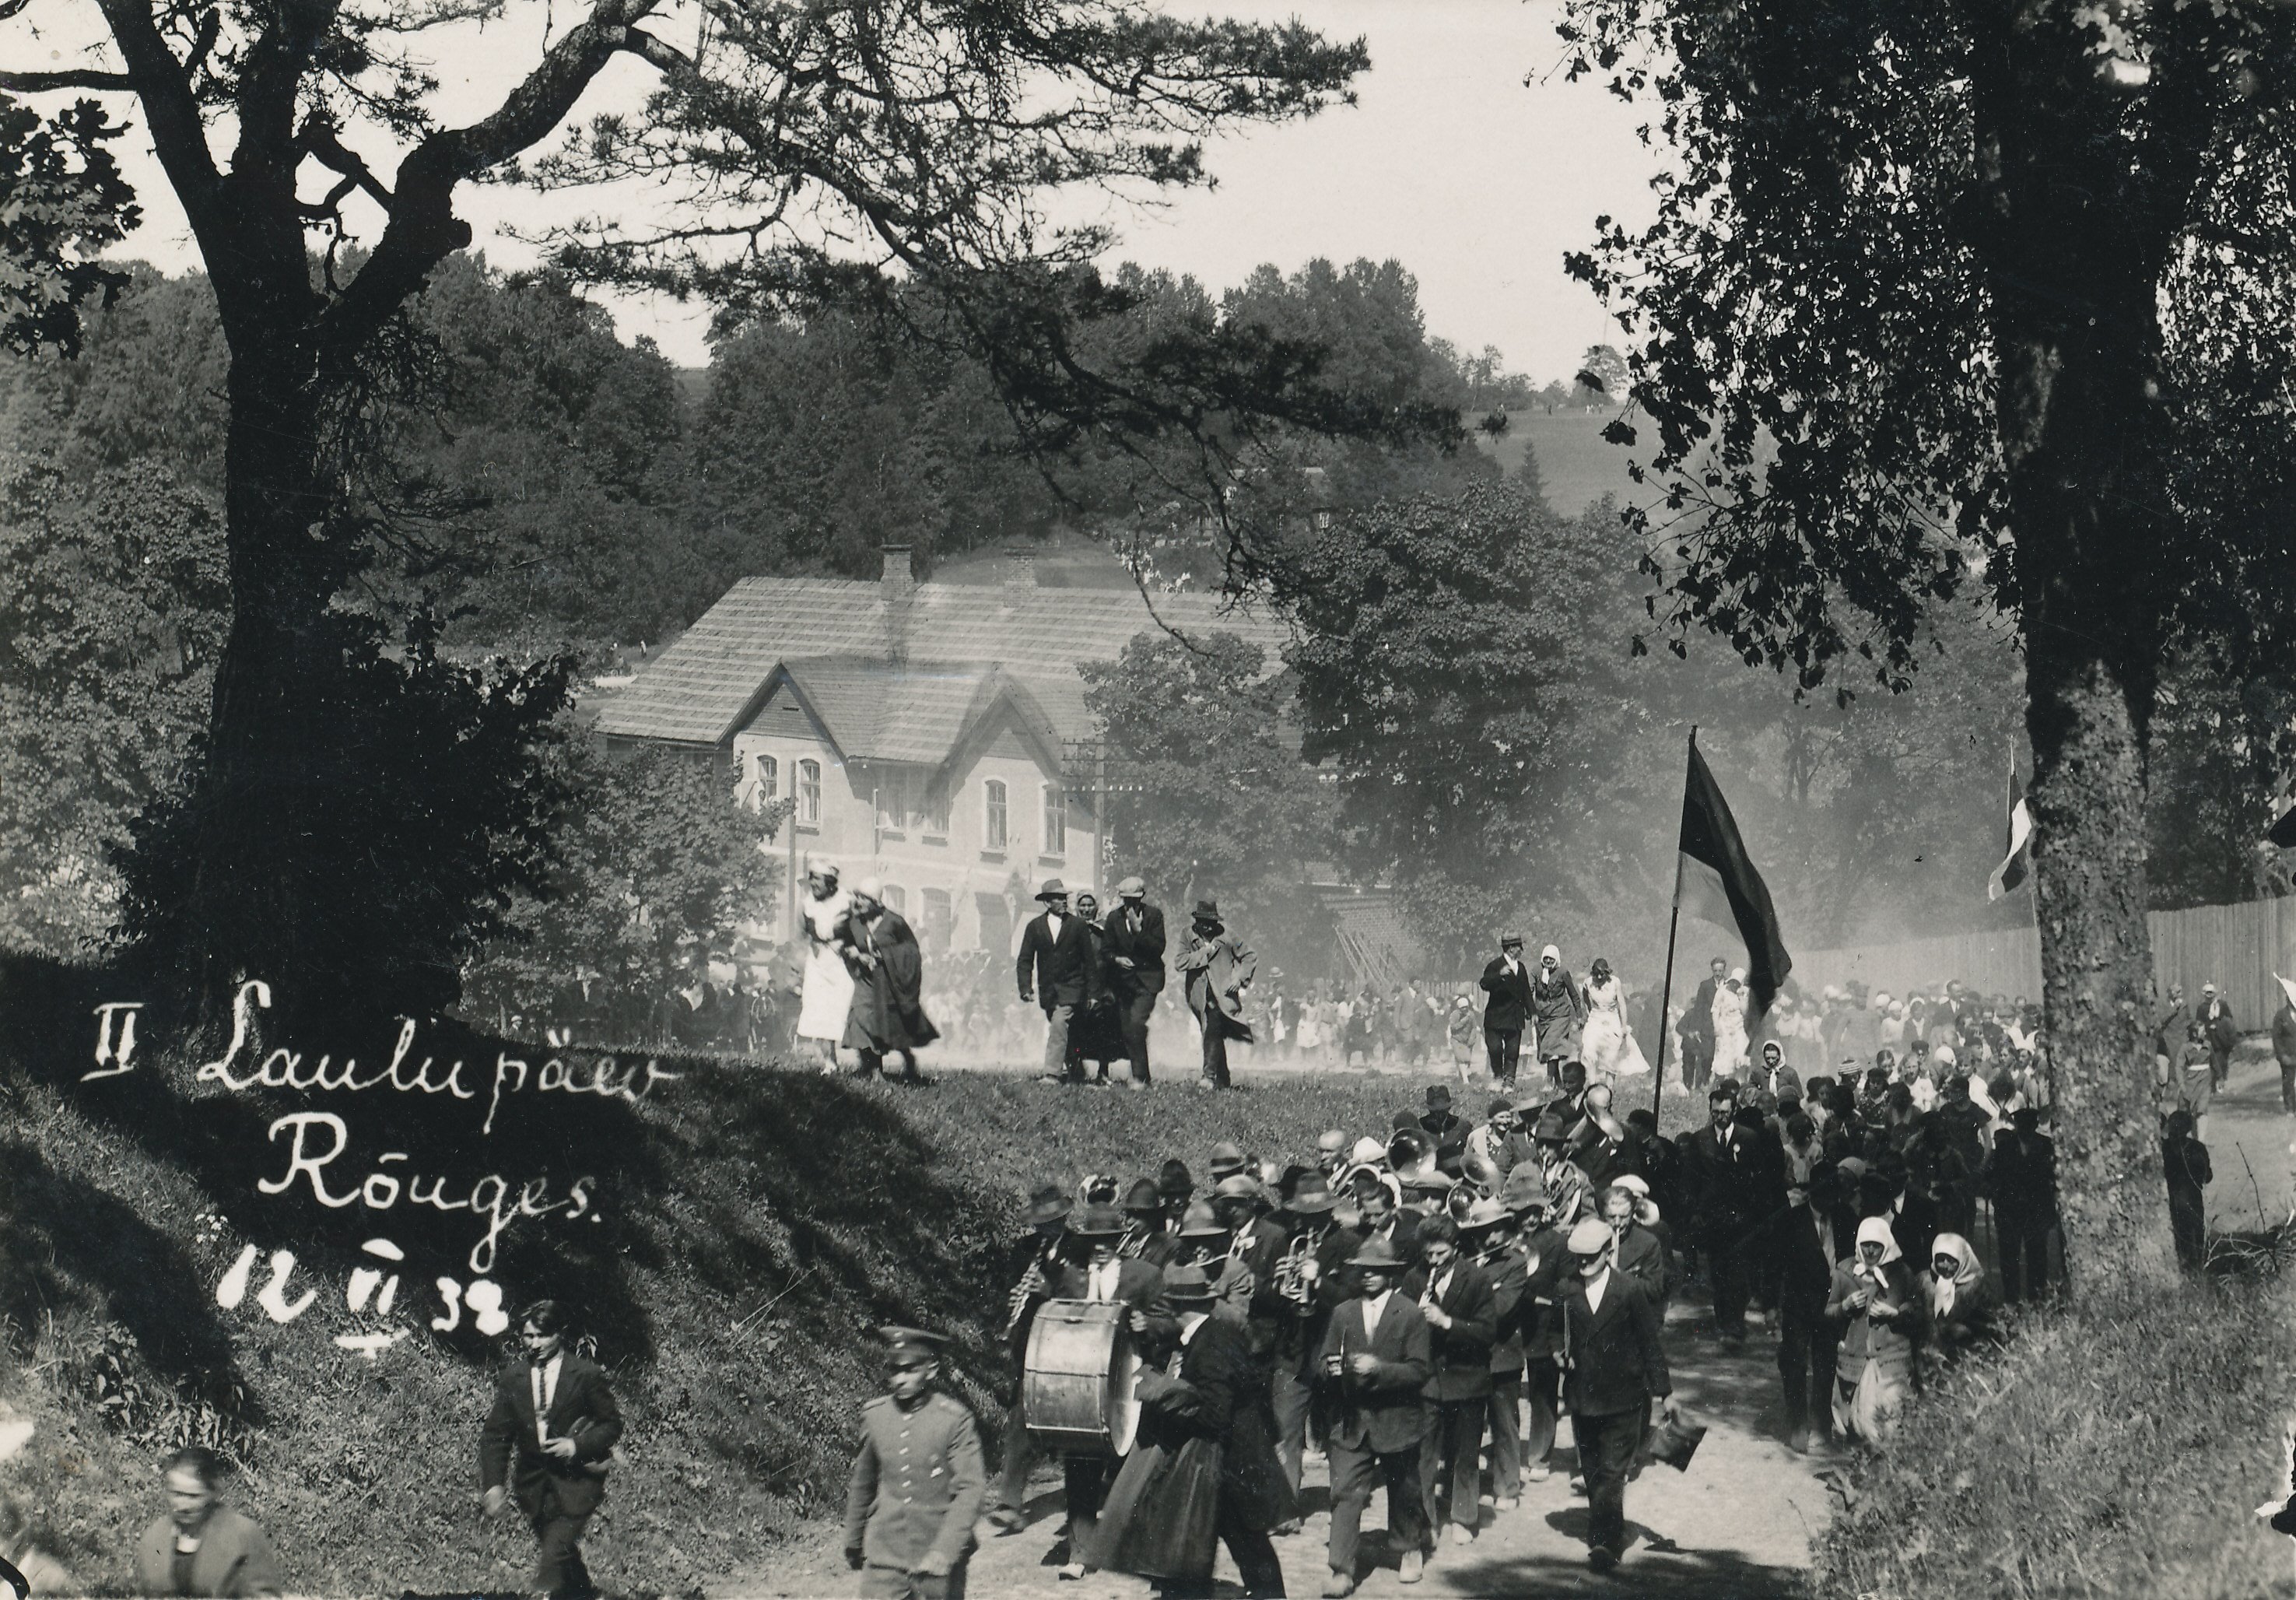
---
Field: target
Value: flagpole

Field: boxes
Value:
[1651,725,1698,1124]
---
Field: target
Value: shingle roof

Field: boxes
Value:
[595,575,1292,746]
[774,657,1060,766]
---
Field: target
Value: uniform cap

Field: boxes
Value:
[877,1325,950,1367]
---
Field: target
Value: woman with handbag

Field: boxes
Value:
[1092,1265,1294,1597]
[1825,1216,1923,1443]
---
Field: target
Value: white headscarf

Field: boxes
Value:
[1854,1216,1903,1283]
[1925,1232,1982,1318]
[1541,944,1562,966]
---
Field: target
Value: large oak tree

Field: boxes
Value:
[1558,0,2296,1286]
[0,0,1372,1023]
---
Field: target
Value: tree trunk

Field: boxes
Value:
[174,316,345,1027]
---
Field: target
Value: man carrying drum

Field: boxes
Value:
[1046,1203,1169,1581]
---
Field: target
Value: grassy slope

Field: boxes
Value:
[1472,409,1646,518]
[0,957,1457,1595]
[1814,1275,2296,1600]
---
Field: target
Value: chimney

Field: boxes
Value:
[881,543,914,665]
[1003,544,1037,594]
[881,543,915,598]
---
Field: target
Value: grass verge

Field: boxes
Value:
[1812,1273,2296,1599]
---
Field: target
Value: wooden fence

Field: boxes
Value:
[1796,897,2296,1025]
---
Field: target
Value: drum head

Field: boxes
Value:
[1105,1340,1141,1455]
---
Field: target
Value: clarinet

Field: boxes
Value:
[1003,1251,1050,1342]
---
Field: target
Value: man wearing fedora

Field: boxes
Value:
[844,1326,983,1600]
[1088,1265,1292,1599]
[1176,898,1257,1090]
[1017,879,1095,1083]
[987,1185,1074,1536]
[1269,1170,1351,1502]
[1047,1203,1171,1579]
[1318,1234,1432,1595]
[1461,1195,1530,1511]
[1560,1217,1675,1574]
[1099,875,1168,1086]
[1478,934,1535,1091]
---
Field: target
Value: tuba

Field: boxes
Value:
[1387,1128,1435,1184]
[1460,1147,1503,1198]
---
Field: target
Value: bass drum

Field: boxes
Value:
[1022,1298,1141,1457]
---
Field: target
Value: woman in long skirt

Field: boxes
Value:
[794,858,854,1072]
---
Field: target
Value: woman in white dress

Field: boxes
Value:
[794,858,854,1072]
[1578,957,1649,1079]
[1710,966,1751,1081]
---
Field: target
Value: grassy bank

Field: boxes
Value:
[0,956,1470,1595]
[1813,1273,2296,1599]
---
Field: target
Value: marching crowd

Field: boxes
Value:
[840,964,2099,1600]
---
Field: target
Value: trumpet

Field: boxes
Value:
[1273,1226,1323,1311]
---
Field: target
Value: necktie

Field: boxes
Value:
[532,1360,555,1444]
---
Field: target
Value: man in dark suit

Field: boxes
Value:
[1560,1219,1674,1574]
[1413,1215,1496,1545]
[1100,875,1167,1087]
[1092,1265,1292,1598]
[1048,1204,1170,1579]
[1318,1236,1432,1597]
[1016,878,1094,1083]
[1681,956,1726,1093]
[1676,1085,1762,1342]
[481,1300,623,1598]
[1478,934,1535,1089]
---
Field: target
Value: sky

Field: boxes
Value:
[12,0,1661,378]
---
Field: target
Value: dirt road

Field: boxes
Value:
[714,1302,1827,1599]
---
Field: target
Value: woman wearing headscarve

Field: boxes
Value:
[1709,968,1751,1082]
[1825,1216,1923,1442]
[1578,958,1650,1082]
[1530,945,1586,1086]
[1917,1233,1998,1365]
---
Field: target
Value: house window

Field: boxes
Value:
[921,784,951,837]
[922,887,954,949]
[753,753,778,798]
[983,779,1008,851]
[882,884,907,914]
[797,758,822,826]
[877,768,918,833]
[1042,784,1067,858]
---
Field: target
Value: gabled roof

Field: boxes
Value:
[594,574,1292,746]
[766,657,1062,768]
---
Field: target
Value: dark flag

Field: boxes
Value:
[1674,734,1792,1015]
[1988,760,2033,900]
[2270,800,2296,850]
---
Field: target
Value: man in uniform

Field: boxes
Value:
[844,1326,985,1599]
[1101,875,1168,1086]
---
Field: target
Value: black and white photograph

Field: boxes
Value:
[5,0,2296,1595]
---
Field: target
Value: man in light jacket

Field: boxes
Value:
[1177,897,1257,1090]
